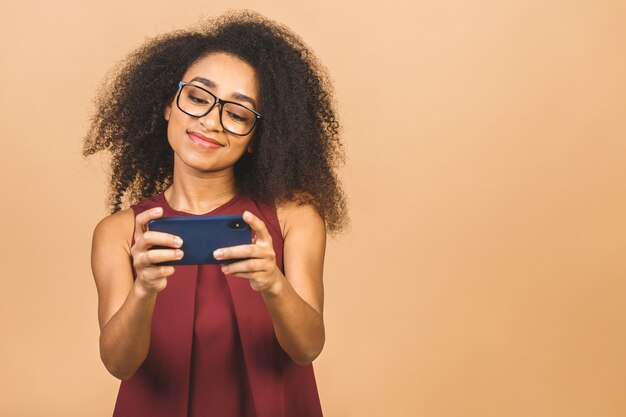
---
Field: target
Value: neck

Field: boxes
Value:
[164,161,239,215]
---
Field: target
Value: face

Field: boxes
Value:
[164,52,260,174]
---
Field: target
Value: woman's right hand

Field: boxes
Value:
[131,207,184,296]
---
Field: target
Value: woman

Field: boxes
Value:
[83,11,347,417]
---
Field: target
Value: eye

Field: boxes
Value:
[226,110,250,123]
[188,94,209,105]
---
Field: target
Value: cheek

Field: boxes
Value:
[233,136,253,154]
[165,123,176,149]
[166,115,186,145]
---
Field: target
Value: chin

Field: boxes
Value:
[174,152,233,174]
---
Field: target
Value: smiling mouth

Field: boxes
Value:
[187,131,224,148]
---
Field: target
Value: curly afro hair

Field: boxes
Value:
[83,10,348,234]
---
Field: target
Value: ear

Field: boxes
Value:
[246,138,255,154]
[164,102,172,121]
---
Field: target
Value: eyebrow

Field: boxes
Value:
[189,76,258,109]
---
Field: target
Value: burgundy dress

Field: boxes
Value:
[111,192,323,417]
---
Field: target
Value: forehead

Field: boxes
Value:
[183,52,259,98]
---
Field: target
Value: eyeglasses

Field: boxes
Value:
[175,81,262,136]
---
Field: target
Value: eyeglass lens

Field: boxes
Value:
[178,84,257,135]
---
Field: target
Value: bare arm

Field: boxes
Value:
[91,207,183,379]
[214,203,326,365]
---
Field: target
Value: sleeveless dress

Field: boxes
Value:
[111,192,323,417]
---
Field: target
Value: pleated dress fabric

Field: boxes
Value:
[111,192,323,417]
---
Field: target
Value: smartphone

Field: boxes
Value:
[147,215,252,265]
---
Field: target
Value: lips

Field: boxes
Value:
[187,131,224,148]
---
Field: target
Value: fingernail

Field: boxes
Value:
[174,237,183,247]
[243,211,252,220]
[221,266,229,274]
[153,207,162,214]
[213,249,223,259]
[176,250,184,259]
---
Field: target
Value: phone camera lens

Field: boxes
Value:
[228,220,245,230]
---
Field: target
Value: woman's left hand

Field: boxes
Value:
[213,211,283,294]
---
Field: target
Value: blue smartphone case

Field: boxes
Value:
[147,215,252,265]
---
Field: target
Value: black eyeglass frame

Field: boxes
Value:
[175,81,262,136]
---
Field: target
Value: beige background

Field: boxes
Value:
[1,0,625,416]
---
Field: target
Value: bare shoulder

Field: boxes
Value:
[275,199,326,240]
[274,197,326,315]
[91,208,136,331]
[92,208,135,255]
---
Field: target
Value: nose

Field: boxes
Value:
[198,102,223,131]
